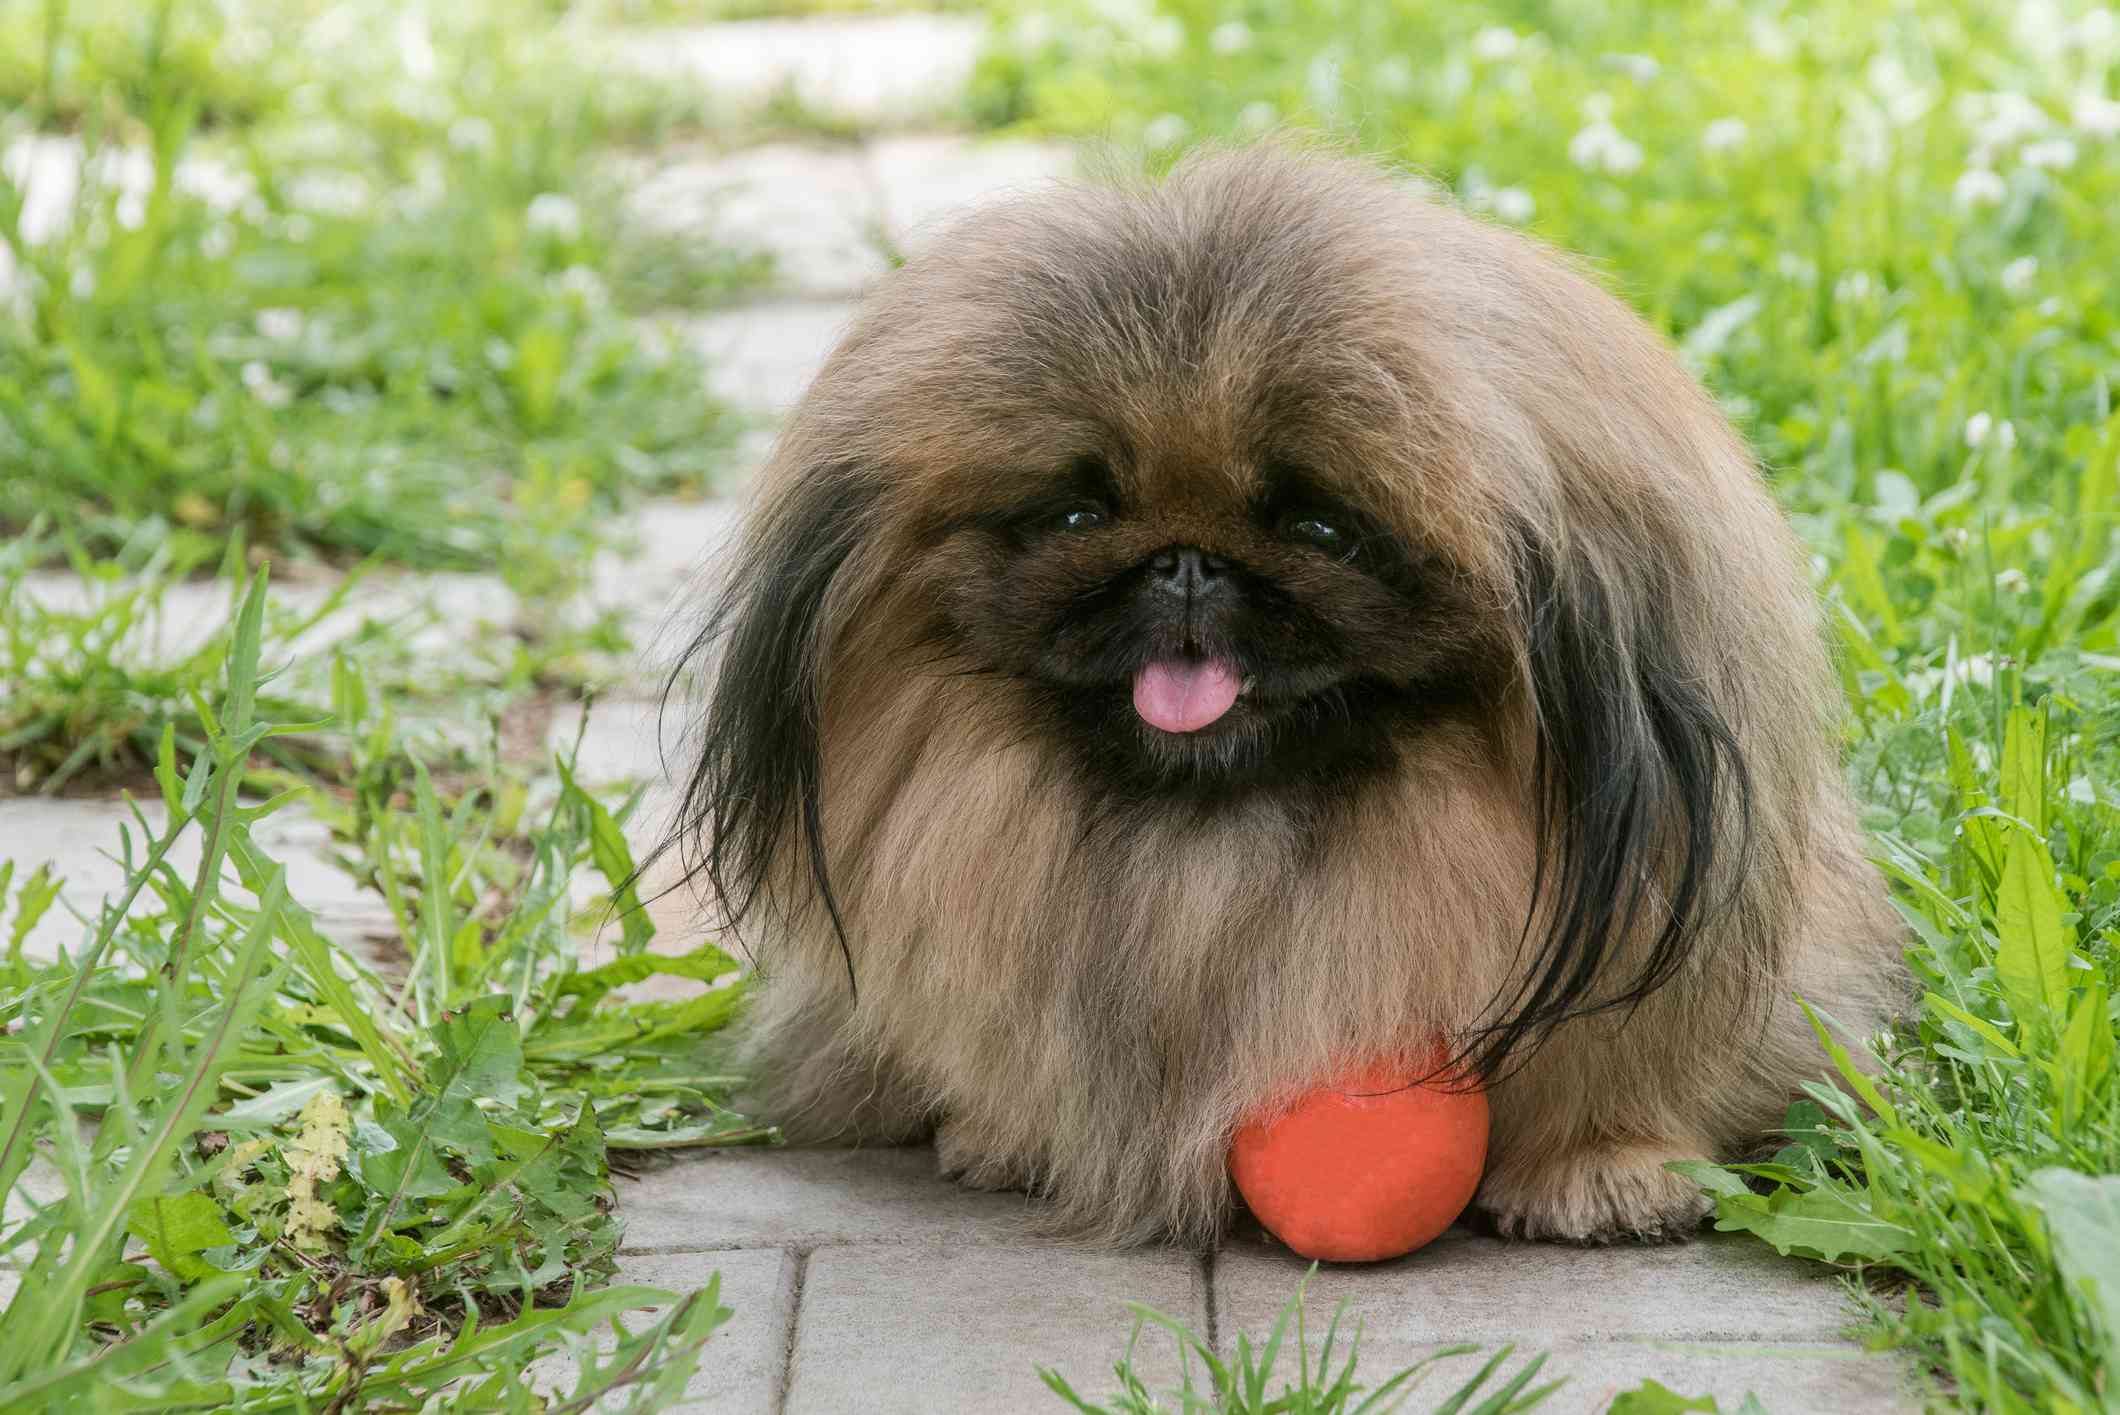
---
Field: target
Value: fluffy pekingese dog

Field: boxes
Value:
[666,145,1904,1245]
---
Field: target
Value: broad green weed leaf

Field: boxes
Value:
[2024,1170,2120,1372]
[1837,523,1901,641]
[1609,1380,1718,1414]
[1998,706,2047,837]
[556,941,742,1011]
[1946,729,2000,881]
[1996,827,2074,1027]
[1666,1160,1753,1199]
[432,996,528,1110]
[1709,1184,1915,1262]
[2059,980,2113,1127]
[1924,992,2021,1059]
[125,1192,234,1282]
[1801,1002,1897,1126]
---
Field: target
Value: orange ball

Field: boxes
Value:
[1229,1055,1489,1263]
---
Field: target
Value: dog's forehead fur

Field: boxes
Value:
[793,147,1604,573]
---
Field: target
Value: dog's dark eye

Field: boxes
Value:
[1058,505,1107,532]
[1279,513,1344,552]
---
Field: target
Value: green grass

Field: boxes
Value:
[0,0,765,586]
[978,0,2120,1406]
[1045,1271,1564,1414]
[0,0,777,1405]
[0,576,765,1409]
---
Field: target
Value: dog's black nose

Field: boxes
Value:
[1148,546,1229,598]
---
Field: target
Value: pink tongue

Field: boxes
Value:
[1132,658,1242,733]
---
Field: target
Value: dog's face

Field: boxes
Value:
[924,424,1497,796]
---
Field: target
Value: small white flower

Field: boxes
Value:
[289,170,370,215]
[1236,101,1279,134]
[256,307,304,341]
[448,116,495,153]
[1208,21,1251,55]
[1142,113,1189,150]
[1964,412,2016,450]
[1605,52,1660,82]
[1569,120,1642,174]
[201,223,234,260]
[1775,252,1817,282]
[1953,169,2007,208]
[1490,186,1535,223]
[2021,137,2077,168]
[525,192,582,240]
[2074,93,2120,137]
[1012,13,1055,49]
[176,157,254,213]
[554,265,607,305]
[1995,568,2031,593]
[1373,57,1415,94]
[1747,15,1794,60]
[1834,271,1874,302]
[1701,117,1749,153]
[1140,16,1184,58]
[1471,26,1520,61]
[1305,50,1344,115]
[115,189,147,230]
[1865,54,1932,126]
[69,266,95,299]
[395,14,439,81]
[241,360,293,408]
[2001,256,2039,294]
[1965,90,2050,150]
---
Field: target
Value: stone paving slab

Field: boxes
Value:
[868,133,1076,249]
[786,1243,1204,1414]
[12,568,517,667]
[1218,1226,1860,1344]
[549,697,677,790]
[1219,1229,1910,1411]
[607,16,984,128]
[527,1248,797,1413]
[0,1160,66,1307]
[616,1147,1039,1254]
[683,300,856,415]
[585,496,744,670]
[1515,1341,1912,1414]
[628,143,887,298]
[0,796,395,962]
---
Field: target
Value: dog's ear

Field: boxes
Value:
[1467,528,1754,1078]
[658,465,877,988]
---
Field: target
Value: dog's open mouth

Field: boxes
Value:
[1131,657,1246,733]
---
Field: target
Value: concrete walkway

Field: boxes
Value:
[0,13,1915,1412]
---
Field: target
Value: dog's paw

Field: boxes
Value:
[1477,1141,1713,1245]
[934,1118,1037,1194]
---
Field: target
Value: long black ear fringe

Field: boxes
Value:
[640,473,878,995]
[1455,531,1754,1084]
